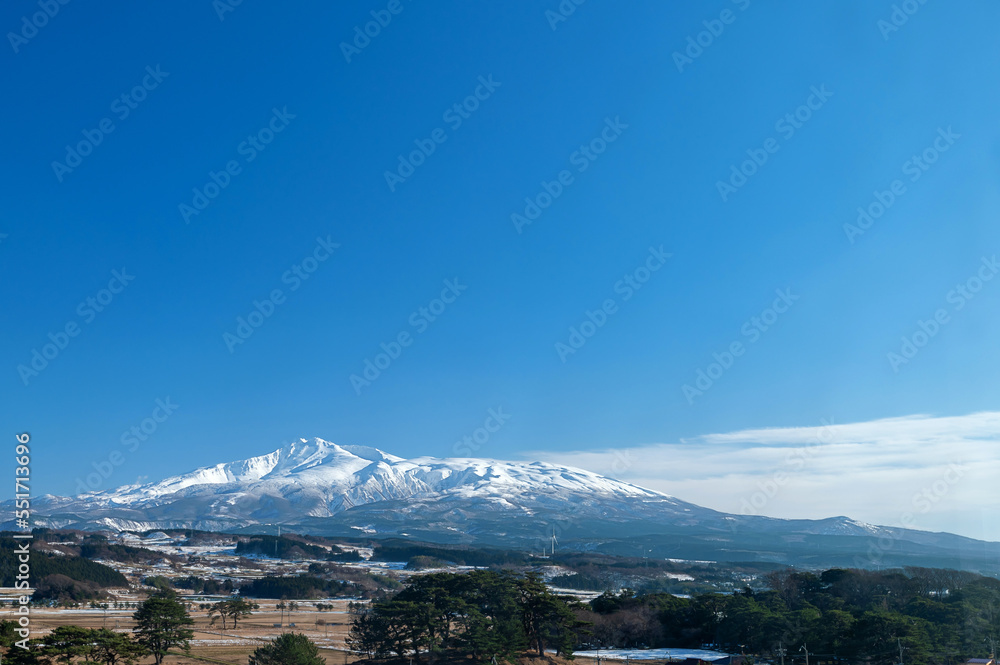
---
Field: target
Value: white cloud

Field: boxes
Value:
[525,411,1000,542]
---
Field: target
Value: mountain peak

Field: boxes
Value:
[276,437,402,465]
[66,438,672,522]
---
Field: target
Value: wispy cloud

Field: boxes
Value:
[525,412,1000,542]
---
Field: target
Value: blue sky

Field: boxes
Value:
[4,2,1000,536]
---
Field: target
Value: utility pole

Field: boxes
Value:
[800,644,809,665]
[777,643,786,665]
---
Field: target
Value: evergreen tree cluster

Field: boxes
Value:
[348,570,586,661]
[371,542,529,567]
[1,625,147,665]
[78,542,170,564]
[234,536,340,560]
[0,592,195,665]
[0,537,128,601]
[248,633,324,665]
[240,575,352,599]
[586,567,1000,664]
[172,575,235,594]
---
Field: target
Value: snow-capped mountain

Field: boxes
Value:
[59,438,671,514]
[19,438,1000,572]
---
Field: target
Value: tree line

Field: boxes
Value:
[584,567,1000,665]
[371,541,530,567]
[240,574,354,599]
[235,536,331,560]
[163,575,235,595]
[344,565,1000,664]
[0,538,129,591]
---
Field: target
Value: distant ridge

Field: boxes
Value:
[13,437,1000,573]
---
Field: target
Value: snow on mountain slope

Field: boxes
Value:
[47,438,680,521]
[98,440,394,504]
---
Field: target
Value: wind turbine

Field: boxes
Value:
[549,532,558,556]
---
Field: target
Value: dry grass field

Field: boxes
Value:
[1,599,363,665]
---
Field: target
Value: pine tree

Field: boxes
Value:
[248,633,324,665]
[88,628,148,665]
[132,593,195,665]
[44,625,92,664]
[226,598,256,628]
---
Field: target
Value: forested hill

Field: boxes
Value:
[0,536,128,600]
[587,567,1000,663]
